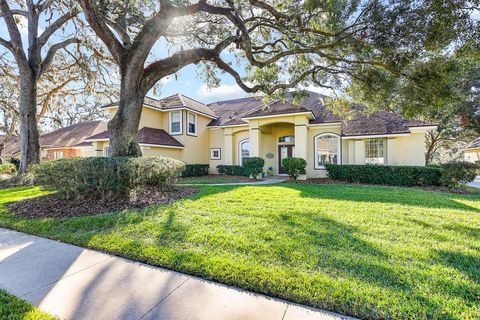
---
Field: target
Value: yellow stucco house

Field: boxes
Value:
[464,138,480,163]
[81,92,435,179]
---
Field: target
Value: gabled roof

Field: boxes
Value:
[41,120,107,148]
[207,96,265,127]
[1,121,107,157]
[86,127,184,148]
[103,94,217,119]
[466,138,480,149]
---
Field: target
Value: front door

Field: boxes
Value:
[279,145,294,174]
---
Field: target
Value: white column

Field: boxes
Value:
[354,140,365,164]
[387,138,397,165]
[249,120,261,157]
[294,122,308,180]
[224,128,233,165]
[348,140,355,164]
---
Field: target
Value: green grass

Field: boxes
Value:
[0,289,56,320]
[177,175,254,184]
[1,185,480,319]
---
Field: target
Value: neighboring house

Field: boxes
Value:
[0,120,107,161]
[464,138,480,163]
[83,92,435,179]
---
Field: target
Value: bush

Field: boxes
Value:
[0,163,16,174]
[440,161,479,187]
[9,158,20,171]
[182,164,209,177]
[217,165,246,176]
[325,164,443,187]
[32,156,185,199]
[243,157,265,179]
[282,157,307,181]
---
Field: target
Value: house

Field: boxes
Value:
[82,92,435,179]
[0,120,107,161]
[464,138,480,163]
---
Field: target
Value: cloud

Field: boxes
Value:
[197,83,251,102]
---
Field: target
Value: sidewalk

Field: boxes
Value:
[0,227,355,320]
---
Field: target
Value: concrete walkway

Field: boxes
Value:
[0,228,355,320]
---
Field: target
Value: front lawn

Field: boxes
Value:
[0,184,479,319]
[177,174,257,184]
[0,289,56,320]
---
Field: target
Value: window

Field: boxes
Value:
[169,110,182,134]
[54,151,64,159]
[315,133,340,168]
[238,139,250,165]
[365,138,385,164]
[103,147,111,157]
[187,112,197,135]
[278,135,295,143]
[210,148,221,160]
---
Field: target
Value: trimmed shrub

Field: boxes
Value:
[0,163,16,174]
[282,157,307,181]
[325,164,443,187]
[217,165,246,176]
[440,161,479,187]
[32,156,185,199]
[182,164,209,177]
[244,157,265,179]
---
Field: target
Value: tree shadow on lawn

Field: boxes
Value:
[284,183,480,213]
[1,185,479,318]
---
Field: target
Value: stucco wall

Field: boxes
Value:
[464,149,480,163]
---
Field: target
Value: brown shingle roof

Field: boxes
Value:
[1,121,107,157]
[0,135,20,157]
[41,120,107,148]
[86,127,184,148]
[341,112,429,136]
[104,94,217,118]
[208,92,433,135]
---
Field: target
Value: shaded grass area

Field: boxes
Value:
[0,184,480,319]
[0,289,56,320]
[177,175,256,184]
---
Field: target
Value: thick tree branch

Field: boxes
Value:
[0,0,26,62]
[40,38,79,73]
[78,0,126,64]
[38,8,80,48]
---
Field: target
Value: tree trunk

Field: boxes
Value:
[18,71,40,172]
[108,76,145,157]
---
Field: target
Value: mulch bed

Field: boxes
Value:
[7,187,198,218]
[178,175,258,184]
[289,178,474,195]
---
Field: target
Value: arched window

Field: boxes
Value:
[238,139,250,165]
[315,133,341,169]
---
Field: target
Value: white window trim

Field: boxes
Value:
[364,138,386,165]
[238,138,250,165]
[187,111,197,136]
[54,150,64,159]
[314,133,341,169]
[169,110,183,135]
[210,148,221,160]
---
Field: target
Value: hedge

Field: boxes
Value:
[182,164,209,177]
[216,165,246,176]
[0,163,16,174]
[440,161,479,187]
[32,156,185,199]
[325,164,443,187]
